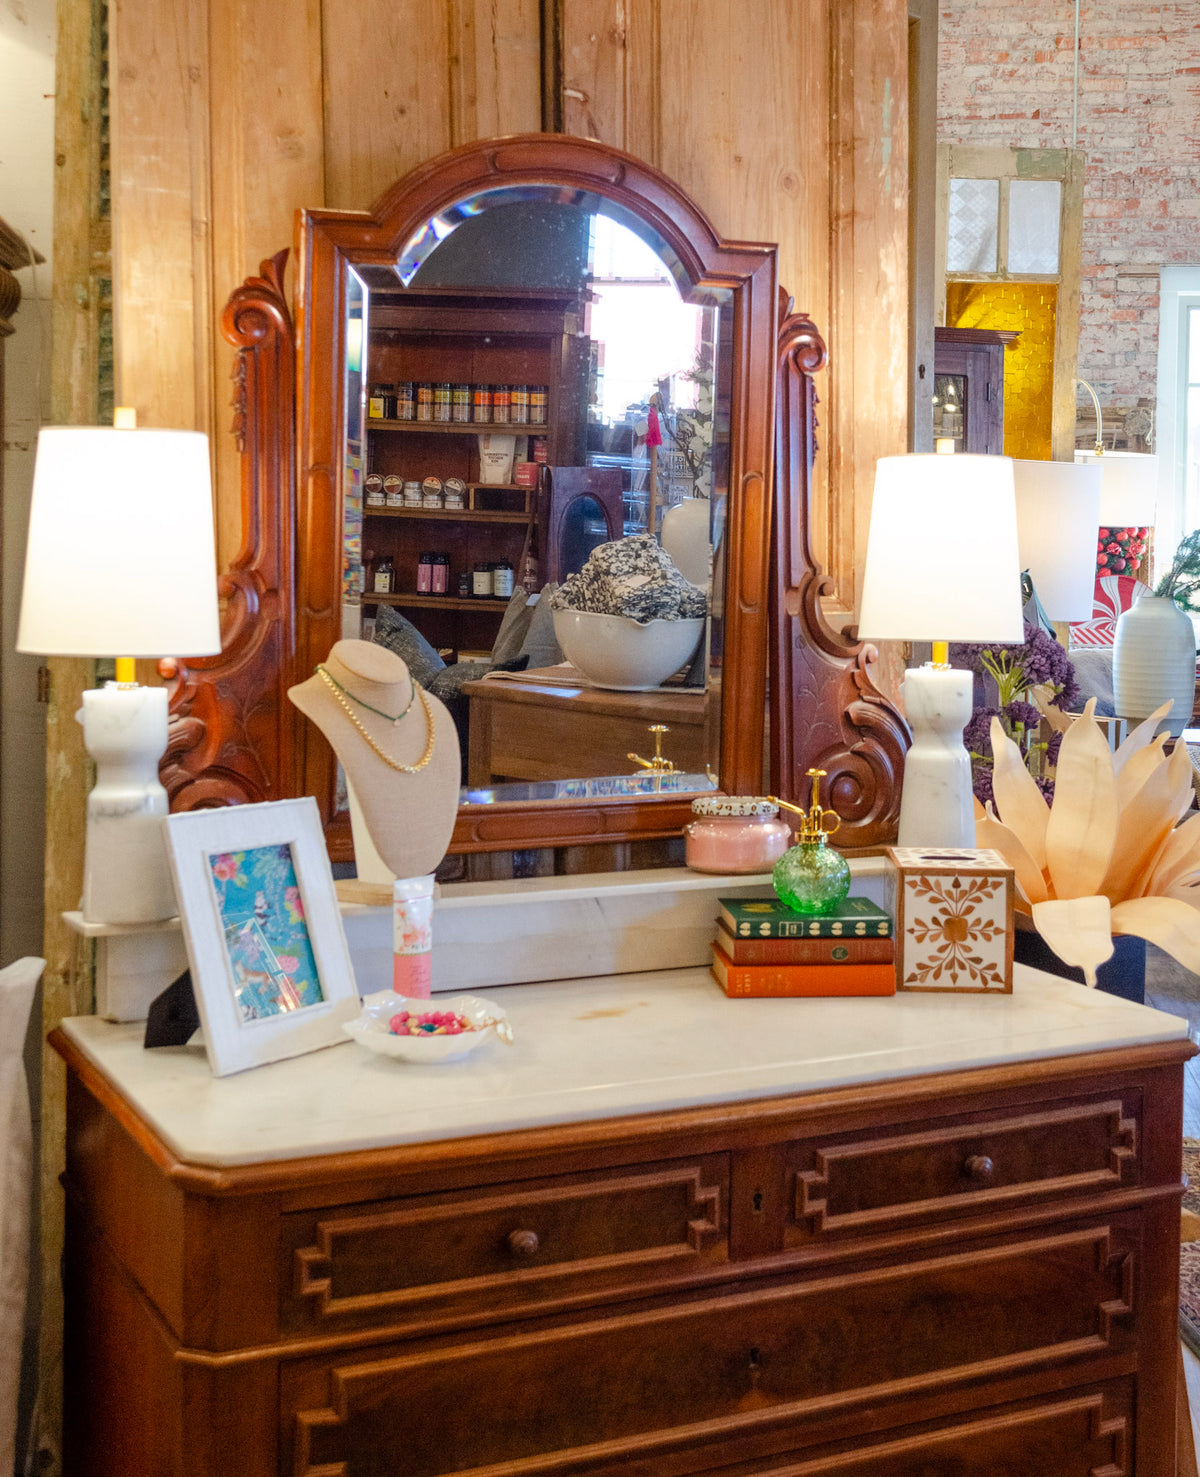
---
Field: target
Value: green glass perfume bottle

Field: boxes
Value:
[771,768,851,915]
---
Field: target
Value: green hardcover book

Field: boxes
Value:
[717,896,893,940]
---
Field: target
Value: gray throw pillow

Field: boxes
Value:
[371,604,446,687]
[519,584,564,669]
[489,586,534,665]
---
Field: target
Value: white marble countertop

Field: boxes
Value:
[59,965,1190,1168]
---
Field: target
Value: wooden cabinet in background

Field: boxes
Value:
[55,1029,1189,1476]
[932,326,1018,456]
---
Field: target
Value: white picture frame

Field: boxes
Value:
[164,797,359,1076]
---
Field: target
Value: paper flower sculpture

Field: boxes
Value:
[975,697,1200,984]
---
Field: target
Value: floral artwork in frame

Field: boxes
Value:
[165,798,360,1076]
[209,844,324,1023]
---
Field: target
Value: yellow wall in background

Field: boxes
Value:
[945,281,1058,461]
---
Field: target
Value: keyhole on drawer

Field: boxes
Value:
[748,1347,762,1371]
[752,1189,764,1213]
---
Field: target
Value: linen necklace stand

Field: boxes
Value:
[288,639,460,880]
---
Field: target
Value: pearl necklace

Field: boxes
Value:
[316,666,436,773]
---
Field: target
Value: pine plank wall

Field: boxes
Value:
[36,2,910,1464]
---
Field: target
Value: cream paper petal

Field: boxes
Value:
[1115,732,1167,809]
[1043,699,1118,901]
[977,804,1048,907]
[990,716,1049,870]
[1111,894,1200,974]
[1112,700,1174,775]
[1030,686,1073,734]
[1166,872,1200,907]
[1031,896,1114,987]
[1103,738,1195,903]
[1145,811,1200,896]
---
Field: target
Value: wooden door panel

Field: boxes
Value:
[284,1224,1136,1476]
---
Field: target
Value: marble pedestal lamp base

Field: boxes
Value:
[897,664,975,850]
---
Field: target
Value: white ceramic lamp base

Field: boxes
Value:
[78,683,177,925]
[898,664,976,849]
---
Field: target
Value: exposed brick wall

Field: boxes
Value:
[938,2,1200,410]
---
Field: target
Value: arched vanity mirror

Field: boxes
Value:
[163,134,908,860]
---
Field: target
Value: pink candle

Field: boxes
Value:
[393,875,434,997]
[684,797,792,874]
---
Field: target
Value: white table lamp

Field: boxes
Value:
[1073,449,1158,528]
[859,454,1023,848]
[1012,458,1103,623]
[17,420,222,924]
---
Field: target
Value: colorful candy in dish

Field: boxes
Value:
[344,990,513,1063]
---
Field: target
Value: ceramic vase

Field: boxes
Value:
[1112,593,1196,738]
[660,497,712,587]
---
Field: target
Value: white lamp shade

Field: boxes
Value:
[1073,450,1158,527]
[17,426,222,658]
[1012,458,1103,622]
[858,454,1024,642]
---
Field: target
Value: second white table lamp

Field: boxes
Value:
[858,453,1024,848]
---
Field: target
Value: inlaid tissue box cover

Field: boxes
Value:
[885,846,1014,993]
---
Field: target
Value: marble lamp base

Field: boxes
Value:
[78,683,176,925]
[897,663,975,850]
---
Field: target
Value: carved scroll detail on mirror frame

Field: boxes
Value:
[160,250,299,811]
[770,307,910,850]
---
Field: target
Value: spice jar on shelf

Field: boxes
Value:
[384,475,404,508]
[510,384,529,425]
[492,558,514,599]
[416,384,434,422]
[417,552,434,594]
[472,562,494,597]
[372,555,395,595]
[394,382,415,421]
[473,385,493,423]
[431,553,449,595]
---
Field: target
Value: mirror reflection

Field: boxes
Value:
[340,188,730,804]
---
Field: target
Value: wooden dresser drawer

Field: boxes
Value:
[281,1153,728,1336]
[283,1220,1138,1476]
[785,1089,1139,1244]
[704,1379,1134,1476]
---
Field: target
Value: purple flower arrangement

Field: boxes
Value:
[949,623,1078,805]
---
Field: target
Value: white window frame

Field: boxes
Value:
[1153,265,1200,568]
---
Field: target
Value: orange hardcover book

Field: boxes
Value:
[710,942,896,998]
[715,922,895,967]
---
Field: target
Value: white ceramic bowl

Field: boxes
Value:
[552,609,705,691]
[343,991,513,1063]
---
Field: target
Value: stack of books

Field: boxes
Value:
[711,897,896,997]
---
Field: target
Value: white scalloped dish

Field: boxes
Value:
[343,990,514,1063]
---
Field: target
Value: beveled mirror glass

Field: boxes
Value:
[339,188,732,809]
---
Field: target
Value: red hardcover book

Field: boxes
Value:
[715,922,895,967]
[711,943,896,998]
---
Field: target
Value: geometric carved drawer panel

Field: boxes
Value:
[734,1382,1132,1476]
[788,1092,1139,1242]
[281,1154,728,1336]
[284,1225,1135,1476]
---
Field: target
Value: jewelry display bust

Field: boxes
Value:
[289,640,459,877]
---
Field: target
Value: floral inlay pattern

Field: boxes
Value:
[903,874,1008,989]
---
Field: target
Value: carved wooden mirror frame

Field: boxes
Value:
[162,135,908,856]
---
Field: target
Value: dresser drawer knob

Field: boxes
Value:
[964,1154,995,1181]
[507,1228,540,1257]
